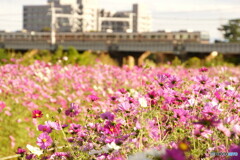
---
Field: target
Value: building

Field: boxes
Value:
[132,4,151,32]
[24,0,98,32]
[23,0,151,33]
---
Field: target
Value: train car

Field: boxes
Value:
[0,31,209,44]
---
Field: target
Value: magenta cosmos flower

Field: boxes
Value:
[199,67,208,72]
[16,147,26,154]
[37,133,53,149]
[103,121,121,135]
[229,144,240,160]
[65,103,80,117]
[163,148,185,160]
[32,110,43,118]
[49,152,70,159]
[88,94,99,102]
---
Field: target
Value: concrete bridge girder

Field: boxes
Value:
[2,41,240,56]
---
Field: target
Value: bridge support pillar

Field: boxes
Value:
[125,56,135,68]
[138,51,151,66]
[156,53,166,63]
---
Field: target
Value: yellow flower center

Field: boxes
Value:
[42,139,47,142]
[36,114,39,117]
[178,142,188,151]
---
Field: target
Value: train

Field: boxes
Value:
[0,31,209,44]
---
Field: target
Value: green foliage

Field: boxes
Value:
[144,59,156,68]
[172,56,182,66]
[219,19,240,42]
[98,53,118,66]
[204,54,234,67]
[52,46,64,63]
[33,50,52,62]
[0,49,8,64]
[66,47,79,64]
[183,57,202,68]
[77,51,97,65]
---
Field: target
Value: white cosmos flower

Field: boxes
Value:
[129,89,139,98]
[227,85,235,91]
[106,142,121,151]
[63,56,68,61]
[138,97,148,107]
[107,88,114,94]
[26,144,43,156]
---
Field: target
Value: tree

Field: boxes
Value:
[219,19,240,42]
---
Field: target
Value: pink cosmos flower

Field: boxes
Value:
[118,102,133,112]
[147,119,160,140]
[36,133,53,149]
[193,125,213,139]
[217,123,231,137]
[0,101,6,112]
[26,154,35,160]
[38,125,52,133]
[157,74,169,88]
[232,124,240,136]
[148,90,158,99]
[32,110,43,118]
[224,116,239,125]
[9,135,15,149]
[100,112,115,121]
[69,123,81,134]
[173,109,190,124]
[45,121,61,130]
[118,88,127,94]
[196,75,209,85]
[168,75,181,88]
[194,115,220,128]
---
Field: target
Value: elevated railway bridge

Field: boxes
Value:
[0,32,240,65]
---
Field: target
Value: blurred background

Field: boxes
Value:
[0,0,239,67]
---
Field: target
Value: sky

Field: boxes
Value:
[0,0,239,41]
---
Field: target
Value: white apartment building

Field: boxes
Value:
[23,0,151,33]
[132,4,152,32]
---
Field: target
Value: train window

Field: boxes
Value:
[165,35,168,39]
[151,35,155,39]
[188,35,191,39]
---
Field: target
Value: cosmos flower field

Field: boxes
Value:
[0,61,240,160]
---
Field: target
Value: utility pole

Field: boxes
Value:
[50,2,56,46]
